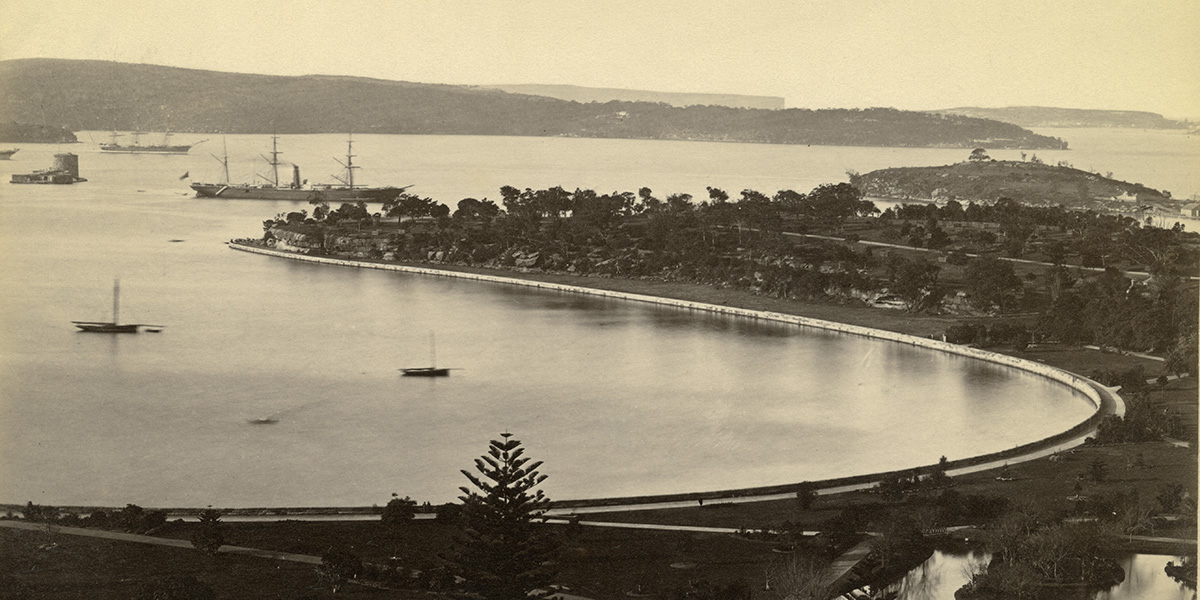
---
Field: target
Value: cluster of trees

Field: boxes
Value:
[1036,266,1197,367]
[876,457,955,502]
[16,501,166,534]
[962,481,1196,600]
[882,197,1198,271]
[944,321,1034,349]
[1090,391,1191,445]
[961,518,1120,598]
[265,183,881,304]
[262,183,1198,367]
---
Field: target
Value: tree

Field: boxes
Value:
[1156,483,1185,513]
[804,182,876,229]
[117,503,166,534]
[384,192,445,220]
[794,482,817,511]
[316,546,362,594]
[190,508,225,556]
[448,432,558,600]
[765,554,830,600]
[964,256,1022,312]
[380,493,418,564]
[929,455,952,487]
[968,148,991,162]
[454,197,501,220]
[381,493,417,527]
[886,255,943,312]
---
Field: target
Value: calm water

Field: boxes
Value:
[885,551,1196,600]
[3,130,1178,508]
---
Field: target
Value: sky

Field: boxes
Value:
[2,0,1198,119]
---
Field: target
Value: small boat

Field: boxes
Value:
[0,148,18,160]
[400,333,454,377]
[400,367,451,377]
[73,279,164,333]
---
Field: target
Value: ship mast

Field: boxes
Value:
[260,134,283,187]
[112,279,120,325]
[331,133,360,189]
[208,137,231,183]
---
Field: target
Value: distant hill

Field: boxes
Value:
[853,158,1172,209]
[0,58,1065,149]
[931,106,1188,129]
[477,84,785,109]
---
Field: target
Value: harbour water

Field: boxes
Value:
[1,129,1184,508]
[883,551,1195,600]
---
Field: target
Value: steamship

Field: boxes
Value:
[189,135,409,202]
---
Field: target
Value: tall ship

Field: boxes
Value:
[189,135,409,202]
[100,131,196,155]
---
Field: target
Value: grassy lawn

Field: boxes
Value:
[2,521,788,600]
[0,526,352,600]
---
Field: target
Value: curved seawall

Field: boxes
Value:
[229,242,1123,505]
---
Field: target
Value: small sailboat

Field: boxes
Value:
[73,279,163,333]
[400,333,452,377]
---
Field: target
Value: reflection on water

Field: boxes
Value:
[883,551,1196,600]
[882,550,990,600]
[1095,554,1197,600]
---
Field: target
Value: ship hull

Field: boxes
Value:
[191,183,404,202]
[100,145,192,155]
[401,367,450,377]
[73,322,139,333]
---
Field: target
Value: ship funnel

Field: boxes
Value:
[292,165,301,189]
[54,153,80,178]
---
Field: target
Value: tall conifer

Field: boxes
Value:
[449,432,557,600]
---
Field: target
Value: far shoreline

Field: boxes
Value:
[213,240,1124,512]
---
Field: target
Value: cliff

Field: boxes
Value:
[931,106,1189,129]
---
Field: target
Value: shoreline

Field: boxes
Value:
[219,241,1124,511]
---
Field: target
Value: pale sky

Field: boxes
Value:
[2,0,1197,119]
